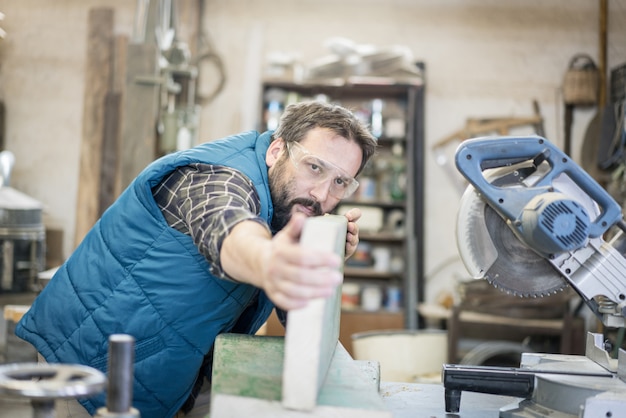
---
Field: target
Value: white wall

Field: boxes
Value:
[0,0,624,303]
[0,0,136,254]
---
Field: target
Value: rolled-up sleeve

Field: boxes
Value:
[152,163,270,280]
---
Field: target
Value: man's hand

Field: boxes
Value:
[221,213,342,311]
[261,213,342,310]
[342,207,361,259]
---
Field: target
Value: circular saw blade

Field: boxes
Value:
[457,185,569,297]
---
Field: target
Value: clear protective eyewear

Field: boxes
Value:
[286,141,360,199]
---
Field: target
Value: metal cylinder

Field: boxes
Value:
[31,399,55,418]
[107,334,135,413]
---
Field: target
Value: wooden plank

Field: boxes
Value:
[118,42,160,190]
[99,35,128,215]
[281,215,347,411]
[74,8,113,247]
[210,334,391,418]
[99,92,122,215]
[211,334,284,402]
[316,342,386,410]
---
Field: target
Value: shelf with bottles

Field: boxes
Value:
[261,80,420,106]
[262,84,410,212]
[261,77,426,330]
[261,83,412,140]
[352,143,407,206]
[341,307,405,316]
[340,200,405,210]
[337,200,406,243]
[344,267,403,280]
[345,239,404,277]
[359,231,404,243]
[340,278,403,314]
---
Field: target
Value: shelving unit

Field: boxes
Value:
[259,73,425,351]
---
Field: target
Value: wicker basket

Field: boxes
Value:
[563,54,599,106]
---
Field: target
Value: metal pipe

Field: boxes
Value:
[107,334,135,413]
[31,399,55,418]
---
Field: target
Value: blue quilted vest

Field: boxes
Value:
[16,131,276,417]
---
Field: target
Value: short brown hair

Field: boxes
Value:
[272,101,377,175]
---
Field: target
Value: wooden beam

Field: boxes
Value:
[119,0,161,190]
[74,8,113,248]
[118,41,160,190]
[282,215,347,411]
[99,35,127,215]
[98,92,122,216]
[598,0,608,108]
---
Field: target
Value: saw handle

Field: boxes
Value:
[442,364,534,413]
[455,136,623,238]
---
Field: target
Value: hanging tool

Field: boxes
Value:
[432,101,545,193]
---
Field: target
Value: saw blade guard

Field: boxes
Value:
[456,158,601,280]
[456,185,498,279]
[455,136,623,256]
[456,178,571,297]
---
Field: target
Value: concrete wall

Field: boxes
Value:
[0,0,624,303]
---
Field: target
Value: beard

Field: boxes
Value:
[269,157,323,231]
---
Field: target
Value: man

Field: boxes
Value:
[16,101,377,417]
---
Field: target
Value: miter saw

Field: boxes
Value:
[442,136,626,417]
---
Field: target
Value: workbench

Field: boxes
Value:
[380,381,518,417]
[182,381,518,418]
[208,216,519,417]
[0,386,515,418]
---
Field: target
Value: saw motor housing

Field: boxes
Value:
[455,136,626,328]
[519,191,591,255]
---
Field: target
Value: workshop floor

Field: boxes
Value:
[0,293,37,417]
[0,397,213,418]
[1,398,31,417]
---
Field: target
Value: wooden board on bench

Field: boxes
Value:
[210,215,391,417]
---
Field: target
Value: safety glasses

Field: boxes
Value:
[286,141,359,200]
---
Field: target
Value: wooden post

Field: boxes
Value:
[99,35,128,216]
[598,0,607,108]
[118,0,161,190]
[74,8,114,248]
[118,41,160,190]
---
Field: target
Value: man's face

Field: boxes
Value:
[267,127,363,230]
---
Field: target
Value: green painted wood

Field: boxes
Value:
[211,334,284,401]
[211,333,388,413]
[317,343,387,410]
[210,215,390,416]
